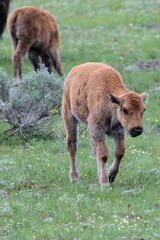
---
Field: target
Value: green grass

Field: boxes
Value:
[0,0,160,239]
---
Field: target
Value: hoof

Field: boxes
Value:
[14,82,22,87]
[109,175,116,183]
[14,77,22,86]
[100,182,110,187]
[108,169,118,183]
[99,176,109,187]
[69,171,78,182]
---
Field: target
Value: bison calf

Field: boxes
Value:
[62,62,146,187]
[8,6,64,85]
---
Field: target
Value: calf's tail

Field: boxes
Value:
[7,8,19,41]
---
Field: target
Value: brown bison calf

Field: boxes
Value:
[62,62,146,187]
[8,6,64,85]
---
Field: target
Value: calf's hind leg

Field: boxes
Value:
[42,53,53,73]
[28,49,41,72]
[50,50,64,76]
[12,40,32,85]
[62,106,79,182]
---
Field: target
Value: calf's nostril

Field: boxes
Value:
[133,127,143,133]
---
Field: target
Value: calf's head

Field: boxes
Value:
[107,92,146,137]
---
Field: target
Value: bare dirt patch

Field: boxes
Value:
[135,60,160,70]
[113,60,160,71]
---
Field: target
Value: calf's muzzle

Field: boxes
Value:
[129,127,143,138]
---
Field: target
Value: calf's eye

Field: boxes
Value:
[123,108,128,115]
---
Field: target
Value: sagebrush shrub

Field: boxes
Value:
[0,65,64,138]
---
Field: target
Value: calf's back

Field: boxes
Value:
[63,62,128,123]
[8,6,60,49]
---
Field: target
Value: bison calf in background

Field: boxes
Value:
[8,6,64,85]
[0,0,10,37]
[62,62,146,187]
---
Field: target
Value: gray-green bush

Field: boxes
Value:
[0,65,64,138]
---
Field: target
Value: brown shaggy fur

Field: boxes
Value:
[62,62,146,186]
[0,0,11,37]
[8,6,64,85]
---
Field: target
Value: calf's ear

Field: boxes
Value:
[106,94,120,105]
[140,92,147,102]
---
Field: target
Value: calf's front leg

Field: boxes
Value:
[97,141,109,186]
[108,138,126,183]
[90,123,109,186]
[91,137,100,178]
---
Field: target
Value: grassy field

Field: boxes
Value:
[0,0,160,239]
